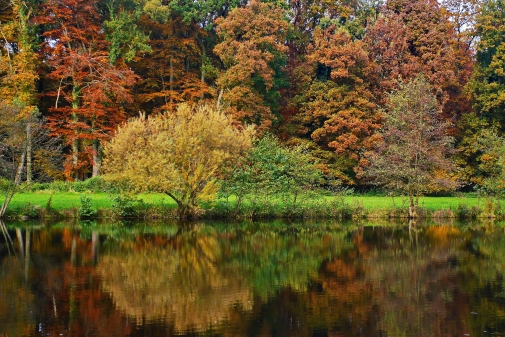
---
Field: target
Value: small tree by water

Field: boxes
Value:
[362,76,458,218]
[102,103,254,218]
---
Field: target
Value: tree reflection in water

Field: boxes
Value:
[97,223,348,333]
[2,222,505,336]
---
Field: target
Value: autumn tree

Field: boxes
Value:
[362,76,457,218]
[102,104,254,217]
[36,0,138,180]
[0,0,39,183]
[214,0,289,131]
[128,14,212,114]
[365,0,466,122]
[467,0,505,130]
[291,25,381,182]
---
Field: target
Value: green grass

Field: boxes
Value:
[8,191,177,211]
[7,191,491,211]
[339,195,488,210]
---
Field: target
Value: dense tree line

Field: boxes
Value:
[0,0,503,190]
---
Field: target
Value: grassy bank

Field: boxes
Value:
[3,190,503,221]
[9,191,176,210]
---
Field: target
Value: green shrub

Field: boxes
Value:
[79,195,97,218]
[73,177,119,193]
[44,195,59,218]
[20,202,40,219]
[110,194,144,218]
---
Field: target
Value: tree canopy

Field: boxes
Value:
[0,0,502,198]
[102,103,254,217]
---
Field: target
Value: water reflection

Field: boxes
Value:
[1,221,505,336]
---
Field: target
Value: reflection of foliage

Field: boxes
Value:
[98,233,253,331]
[0,257,35,337]
[221,229,349,299]
[460,228,505,331]
[97,223,349,331]
[10,223,505,336]
[358,226,474,336]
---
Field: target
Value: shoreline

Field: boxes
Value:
[2,192,504,221]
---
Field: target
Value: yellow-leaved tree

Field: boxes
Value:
[102,104,254,217]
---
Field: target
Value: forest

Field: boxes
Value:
[1,0,505,218]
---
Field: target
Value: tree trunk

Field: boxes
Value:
[26,122,32,184]
[92,140,100,177]
[200,43,206,100]
[72,139,79,181]
[408,195,417,219]
[169,56,174,110]
[217,88,223,110]
[72,83,80,181]
[0,182,17,218]
[15,141,27,185]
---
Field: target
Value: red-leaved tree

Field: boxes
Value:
[36,0,137,180]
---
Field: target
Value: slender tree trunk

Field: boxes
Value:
[72,139,79,181]
[169,56,174,110]
[26,122,32,183]
[200,67,205,100]
[217,88,223,110]
[72,84,80,181]
[200,43,206,100]
[15,141,27,185]
[0,182,17,218]
[408,195,417,219]
[92,139,100,177]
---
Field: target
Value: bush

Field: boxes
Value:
[20,177,120,194]
[79,195,97,218]
[455,203,480,220]
[73,177,119,193]
[110,194,144,218]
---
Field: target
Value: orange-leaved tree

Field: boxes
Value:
[36,0,138,180]
[365,0,465,122]
[214,0,289,132]
[0,0,39,183]
[291,25,382,182]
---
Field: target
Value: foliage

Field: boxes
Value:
[365,0,468,120]
[292,25,381,177]
[79,195,97,218]
[35,0,139,180]
[214,0,290,131]
[221,134,323,213]
[109,194,144,218]
[103,103,254,217]
[0,0,500,192]
[473,129,505,197]
[362,76,458,217]
[468,0,505,129]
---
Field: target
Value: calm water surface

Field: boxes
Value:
[1,220,505,336]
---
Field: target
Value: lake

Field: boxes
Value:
[1,220,505,336]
